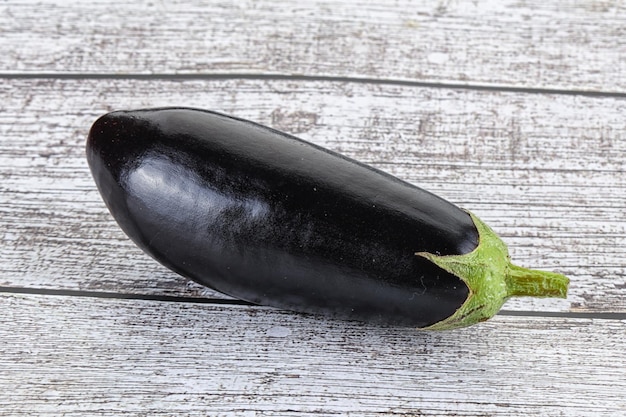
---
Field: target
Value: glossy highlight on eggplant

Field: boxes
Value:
[86,107,569,329]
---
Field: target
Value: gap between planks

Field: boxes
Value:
[2,72,626,99]
[1,286,624,321]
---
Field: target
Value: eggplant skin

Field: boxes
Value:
[86,108,479,327]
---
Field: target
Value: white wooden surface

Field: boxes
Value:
[1,1,625,416]
[2,293,625,416]
[2,0,626,92]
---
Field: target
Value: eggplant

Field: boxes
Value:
[86,107,569,329]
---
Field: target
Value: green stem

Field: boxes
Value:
[505,263,569,298]
[419,211,570,330]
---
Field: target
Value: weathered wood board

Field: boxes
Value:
[2,0,626,92]
[1,293,624,417]
[2,78,625,312]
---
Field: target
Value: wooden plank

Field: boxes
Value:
[2,0,626,92]
[1,78,625,312]
[0,293,624,416]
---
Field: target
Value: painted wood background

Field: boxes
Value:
[1,1,625,415]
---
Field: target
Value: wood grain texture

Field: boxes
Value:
[2,2,625,414]
[2,78,625,312]
[1,293,624,417]
[2,0,626,92]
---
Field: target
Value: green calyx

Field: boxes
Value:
[416,211,569,330]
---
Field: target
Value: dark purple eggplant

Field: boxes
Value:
[86,107,568,329]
